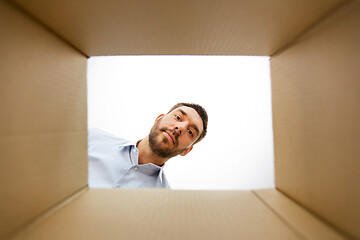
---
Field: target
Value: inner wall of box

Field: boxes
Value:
[0,0,88,236]
[271,1,360,237]
[1,0,359,239]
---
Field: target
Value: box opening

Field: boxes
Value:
[87,55,274,190]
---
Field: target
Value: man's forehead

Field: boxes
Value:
[171,106,203,132]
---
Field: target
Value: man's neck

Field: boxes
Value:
[137,136,168,166]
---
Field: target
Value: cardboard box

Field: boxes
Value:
[0,0,358,239]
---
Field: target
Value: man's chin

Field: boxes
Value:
[156,142,185,159]
[152,147,175,159]
[149,127,180,158]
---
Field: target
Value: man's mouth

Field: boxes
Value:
[163,130,175,145]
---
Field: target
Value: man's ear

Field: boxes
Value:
[180,146,193,156]
[155,114,165,122]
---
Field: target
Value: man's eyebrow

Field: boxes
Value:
[179,109,187,116]
[178,109,200,136]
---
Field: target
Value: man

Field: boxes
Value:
[88,102,208,189]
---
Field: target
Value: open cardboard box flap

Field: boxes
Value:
[0,0,359,239]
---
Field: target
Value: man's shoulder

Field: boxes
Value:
[88,128,130,146]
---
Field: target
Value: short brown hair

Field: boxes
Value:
[168,103,208,144]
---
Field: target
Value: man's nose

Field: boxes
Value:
[174,125,184,135]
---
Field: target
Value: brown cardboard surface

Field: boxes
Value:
[254,189,347,239]
[1,0,358,239]
[12,189,300,240]
[0,1,87,237]
[271,1,360,239]
[11,0,344,56]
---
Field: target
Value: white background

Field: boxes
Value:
[87,55,274,190]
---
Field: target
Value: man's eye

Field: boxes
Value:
[188,129,193,136]
[175,115,181,121]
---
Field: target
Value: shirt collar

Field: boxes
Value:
[118,139,139,148]
[118,139,166,172]
[139,163,164,176]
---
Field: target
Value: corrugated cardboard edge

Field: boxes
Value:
[3,187,88,240]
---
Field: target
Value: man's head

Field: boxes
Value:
[148,103,208,159]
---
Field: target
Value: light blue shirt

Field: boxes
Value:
[88,128,170,189]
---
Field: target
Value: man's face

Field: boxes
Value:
[148,106,204,159]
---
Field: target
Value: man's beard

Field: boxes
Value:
[148,119,187,159]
